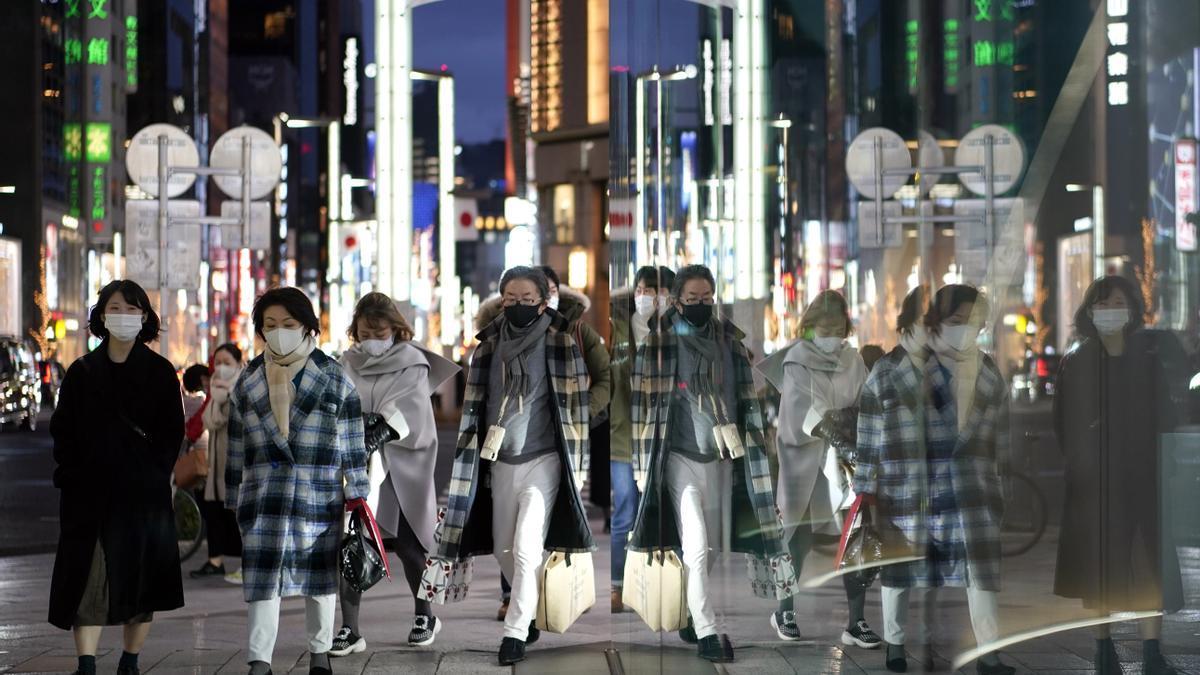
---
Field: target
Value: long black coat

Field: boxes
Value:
[1052,330,1187,612]
[48,341,185,629]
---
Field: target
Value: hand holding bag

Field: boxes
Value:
[834,494,883,586]
[536,551,596,633]
[622,549,688,632]
[340,500,392,593]
[746,552,798,599]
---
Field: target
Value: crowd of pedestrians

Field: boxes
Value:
[45,267,1188,675]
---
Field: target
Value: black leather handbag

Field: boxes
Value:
[340,504,391,593]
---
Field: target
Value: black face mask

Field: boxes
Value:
[504,304,541,328]
[681,303,713,327]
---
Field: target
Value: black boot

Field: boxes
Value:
[498,637,526,666]
[1144,640,1179,675]
[697,635,732,663]
[1095,638,1121,675]
[885,643,908,673]
[678,621,698,644]
[975,658,1015,675]
[719,634,735,661]
[526,621,541,645]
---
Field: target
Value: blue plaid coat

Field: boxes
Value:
[432,309,595,563]
[225,349,370,602]
[853,347,1009,591]
[628,311,788,567]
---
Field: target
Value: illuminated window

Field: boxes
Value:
[553,184,574,243]
[264,11,290,39]
[1107,22,1128,46]
[1107,81,1129,106]
[1107,52,1128,77]
[1106,0,1128,17]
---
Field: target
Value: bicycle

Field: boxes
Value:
[171,477,206,562]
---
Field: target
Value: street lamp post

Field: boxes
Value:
[411,69,458,347]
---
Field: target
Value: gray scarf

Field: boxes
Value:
[674,315,723,399]
[495,312,552,397]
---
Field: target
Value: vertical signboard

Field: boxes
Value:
[0,237,20,337]
[1176,138,1197,251]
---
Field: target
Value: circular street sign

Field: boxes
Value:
[210,126,283,200]
[955,124,1026,196]
[917,130,945,196]
[126,124,200,198]
[846,127,913,200]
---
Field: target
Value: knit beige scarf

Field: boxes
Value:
[264,336,315,438]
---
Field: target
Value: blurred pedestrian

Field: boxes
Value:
[196,343,245,584]
[333,293,459,654]
[48,280,185,675]
[854,284,1015,675]
[768,290,878,649]
[225,288,370,675]
[1053,275,1186,675]
[608,266,673,613]
[427,266,594,666]
[628,264,794,663]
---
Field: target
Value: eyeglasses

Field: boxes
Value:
[502,298,542,307]
[680,298,715,306]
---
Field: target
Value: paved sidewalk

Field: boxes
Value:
[1,523,1198,674]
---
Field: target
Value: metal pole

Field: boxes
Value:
[157,135,172,343]
[984,133,995,255]
[873,135,884,247]
[655,74,666,266]
[242,136,252,249]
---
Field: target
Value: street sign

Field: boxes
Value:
[917,130,944,195]
[1175,139,1197,252]
[856,200,902,248]
[953,197,1025,250]
[210,126,283,200]
[0,237,20,338]
[124,200,202,289]
[126,124,200,198]
[608,198,636,241]
[955,124,1025,196]
[454,197,479,242]
[219,201,271,250]
[846,127,912,200]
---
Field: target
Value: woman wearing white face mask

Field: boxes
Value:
[761,290,877,647]
[332,293,460,654]
[1054,276,1186,675]
[48,280,185,675]
[854,284,1015,675]
[196,343,245,584]
[225,287,371,675]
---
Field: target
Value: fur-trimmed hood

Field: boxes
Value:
[474,287,593,331]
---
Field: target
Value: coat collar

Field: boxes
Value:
[924,352,1003,448]
[245,349,332,460]
[475,308,570,342]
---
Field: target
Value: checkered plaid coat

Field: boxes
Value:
[432,309,595,563]
[224,350,371,602]
[628,310,788,565]
[852,347,1009,591]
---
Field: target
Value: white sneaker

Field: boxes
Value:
[223,569,243,585]
[408,615,442,646]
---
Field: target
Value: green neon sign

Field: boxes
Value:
[944,19,960,89]
[906,19,919,93]
[87,38,109,66]
[125,16,138,87]
[65,38,82,65]
[85,122,111,163]
[64,123,82,161]
[90,166,106,221]
[88,0,109,20]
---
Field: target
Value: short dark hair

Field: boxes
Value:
[536,266,562,289]
[182,364,209,393]
[88,280,161,343]
[861,344,886,370]
[1074,275,1145,340]
[252,287,320,338]
[499,266,550,302]
[635,266,676,291]
[213,342,243,363]
[925,284,989,333]
[896,285,929,334]
[671,264,716,299]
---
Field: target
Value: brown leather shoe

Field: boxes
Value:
[611,589,624,613]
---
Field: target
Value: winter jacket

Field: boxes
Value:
[853,346,1009,590]
[48,341,185,629]
[225,349,371,602]
[431,308,595,566]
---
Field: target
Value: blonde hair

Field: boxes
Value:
[348,292,415,343]
[799,290,853,339]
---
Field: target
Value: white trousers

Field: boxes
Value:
[881,585,999,650]
[247,594,336,664]
[492,453,562,641]
[665,454,732,640]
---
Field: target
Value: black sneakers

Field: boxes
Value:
[678,622,698,644]
[329,626,366,657]
[498,637,526,665]
[408,616,441,646]
[841,620,882,649]
[526,621,541,645]
[770,611,801,641]
[697,635,733,663]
